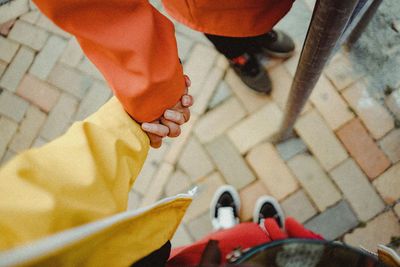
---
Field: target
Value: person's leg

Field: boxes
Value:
[253,30,296,58]
[204,31,295,95]
[209,185,241,231]
[253,195,324,241]
[253,195,285,228]
[205,31,295,60]
[204,34,256,60]
[205,33,272,94]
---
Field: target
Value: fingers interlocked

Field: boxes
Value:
[141,74,194,148]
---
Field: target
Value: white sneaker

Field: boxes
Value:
[253,196,285,229]
[210,185,241,231]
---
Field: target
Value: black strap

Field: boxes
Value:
[131,241,171,267]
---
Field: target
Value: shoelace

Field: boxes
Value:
[217,207,237,229]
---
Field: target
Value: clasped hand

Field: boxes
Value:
[141,75,193,148]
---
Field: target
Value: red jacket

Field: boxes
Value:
[33,0,294,122]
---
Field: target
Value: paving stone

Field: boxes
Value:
[0,46,34,92]
[175,23,212,46]
[126,190,142,211]
[0,116,18,159]
[343,81,394,139]
[0,60,6,77]
[344,211,400,251]
[228,102,283,154]
[8,20,48,50]
[305,199,358,240]
[288,154,342,212]
[385,89,400,120]
[281,190,317,223]
[40,93,78,141]
[164,114,199,165]
[303,0,316,10]
[74,81,111,120]
[270,65,293,110]
[274,0,311,41]
[29,35,67,80]
[246,143,298,201]
[0,19,16,36]
[77,57,104,81]
[295,109,348,171]
[0,150,16,167]
[330,158,385,221]
[59,37,84,67]
[175,32,194,61]
[225,68,270,113]
[239,180,270,221]
[147,142,170,164]
[207,80,232,110]
[337,119,391,179]
[283,47,300,77]
[165,170,192,196]
[259,55,284,70]
[186,212,214,241]
[171,224,194,248]
[32,136,47,148]
[178,137,215,182]
[0,90,29,122]
[48,63,93,99]
[0,36,19,63]
[0,0,29,24]
[310,76,354,130]
[9,105,46,153]
[35,14,71,38]
[206,136,255,190]
[182,172,225,223]
[140,162,174,207]
[194,97,246,144]
[394,203,400,218]
[149,0,162,9]
[16,74,60,112]
[379,129,400,163]
[20,10,41,24]
[215,54,229,71]
[325,54,361,91]
[133,160,157,195]
[276,138,307,162]
[373,162,400,204]
[183,44,217,99]
[191,67,223,115]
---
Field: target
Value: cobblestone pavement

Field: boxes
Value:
[1,0,400,254]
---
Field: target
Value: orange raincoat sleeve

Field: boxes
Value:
[0,97,149,251]
[33,0,185,123]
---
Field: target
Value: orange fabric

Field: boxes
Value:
[33,0,185,123]
[162,0,295,37]
[33,0,294,122]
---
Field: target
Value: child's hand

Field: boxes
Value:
[141,75,193,148]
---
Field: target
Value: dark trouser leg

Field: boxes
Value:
[204,33,262,59]
[204,33,272,94]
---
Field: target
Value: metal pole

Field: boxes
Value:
[347,0,383,47]
[277,0,359,141]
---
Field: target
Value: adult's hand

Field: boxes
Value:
[141,75,193,148]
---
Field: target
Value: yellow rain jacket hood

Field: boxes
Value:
[0,98,192,266]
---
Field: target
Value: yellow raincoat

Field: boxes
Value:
[0,98,192,266]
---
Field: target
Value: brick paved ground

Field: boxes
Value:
[1,0,400,255]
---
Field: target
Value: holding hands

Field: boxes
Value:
[141,75,193,148]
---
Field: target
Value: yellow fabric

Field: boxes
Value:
[0,97,192,266]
